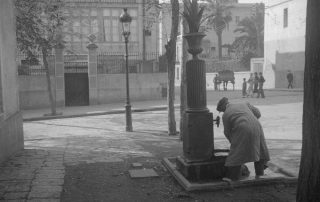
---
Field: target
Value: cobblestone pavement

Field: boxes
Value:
[1,96,303,201]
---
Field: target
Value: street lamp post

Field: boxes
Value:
[120,8,133,132]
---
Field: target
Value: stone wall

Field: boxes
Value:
[0,0,24,163]
[18,73,167,109]
[19,76,56,109]
[97,73,167,104]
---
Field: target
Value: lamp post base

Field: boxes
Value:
[125,104,133,132]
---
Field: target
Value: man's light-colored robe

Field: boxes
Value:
[222,103,270,166]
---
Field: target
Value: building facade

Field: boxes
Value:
[62,0,159,54]
[264,0,306,88]
[0,0,24,163]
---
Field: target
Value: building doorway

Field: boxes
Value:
[64,73,89,106]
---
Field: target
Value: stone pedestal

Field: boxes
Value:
[176,155,227,181]
[183,112,214,162]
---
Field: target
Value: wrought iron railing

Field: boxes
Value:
[64,61,88,73]
[97,52,161,74]
[17,54,55,76]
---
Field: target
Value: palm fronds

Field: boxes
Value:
[182,0,205,33]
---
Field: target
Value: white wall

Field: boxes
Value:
[175,70,252,90]
[264,0,306,88]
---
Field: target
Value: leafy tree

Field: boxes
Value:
[204,0,232,60]
[15,0,65,115]
[232,3,264,60]
[296,0,320,201]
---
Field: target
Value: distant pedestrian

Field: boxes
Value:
[252,72,259,97]
[242,78,247,98]
[257,72,265,98]
[213,74,221,91]
[287,70,293,89]
[247,73,254,97]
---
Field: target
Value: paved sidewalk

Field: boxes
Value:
[0,150,64,201]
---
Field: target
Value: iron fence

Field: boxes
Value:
[64,54,88,62]
[97,52,161,74]
[17,54,55,76]
[64,61,88,73]
[205,59,248,73]
[17,52,166,76]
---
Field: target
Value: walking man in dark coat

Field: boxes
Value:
[252,72,259,97]
[213,74,220,91]
[287,70,293,89]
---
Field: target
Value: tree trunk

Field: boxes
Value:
[165,0,179,136]
[142,0,146,62]
[217,31,222,60]
[256,22,263,57]
[42,48,56,115]
[296,0,320,201]
[180,9,188,140]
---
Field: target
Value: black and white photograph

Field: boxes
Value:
[0,0,318,201]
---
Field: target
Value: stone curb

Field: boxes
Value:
[267,162,298,178]
[264,89,303,92]
[23,106,180,122]
[162,157,298,192]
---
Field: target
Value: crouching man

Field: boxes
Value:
[216,97,270,181]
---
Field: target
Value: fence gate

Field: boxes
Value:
[64,62,89,106]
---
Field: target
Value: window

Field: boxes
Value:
[72,20,81,42]
[64,8,100,44]
[176,47,180,63]
[235,16,240,24]
[283,8,288,28]
[102,8,138,42]
[176,67,180,80]
[130,19,138,41]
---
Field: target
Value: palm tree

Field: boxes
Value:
[204,0,232,60]
[232,18,259,55]
[232,5,264,58]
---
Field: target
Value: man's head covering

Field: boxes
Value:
[216,97,229,112]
